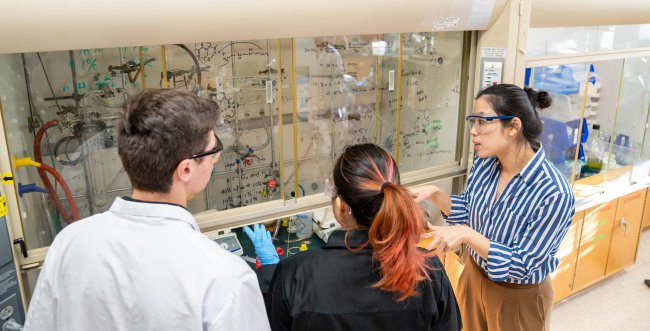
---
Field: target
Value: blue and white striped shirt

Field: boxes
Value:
[445,147,575,284]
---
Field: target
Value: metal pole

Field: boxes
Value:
[69,50,95,214]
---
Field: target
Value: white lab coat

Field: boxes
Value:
[24,197,270,331]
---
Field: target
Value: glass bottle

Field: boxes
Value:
[582,124,605,176]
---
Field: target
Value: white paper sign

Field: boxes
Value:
[481,47,507,59]
[482,61,503,89]
[432,17,460,31]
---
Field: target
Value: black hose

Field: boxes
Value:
[53,136,83,166]
[174,44,202,95]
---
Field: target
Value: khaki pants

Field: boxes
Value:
[457,251,553,331]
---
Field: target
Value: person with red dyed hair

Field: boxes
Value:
[247,143,461,331]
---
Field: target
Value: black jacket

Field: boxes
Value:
[257,230,462,331]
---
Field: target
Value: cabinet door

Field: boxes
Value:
[573,201,616,292]
[606,189,646,275]
[444,251,464,295]
[550,210,584,302]
[643,188,650,230]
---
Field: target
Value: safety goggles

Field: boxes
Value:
[465,115,516,132]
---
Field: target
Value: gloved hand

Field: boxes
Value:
[243,224,280,265]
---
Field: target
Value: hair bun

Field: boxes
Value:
[536,90,552,109]
[524,87,552,110]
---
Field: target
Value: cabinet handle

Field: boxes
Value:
[619,217,629,236]
[12,238,27,258]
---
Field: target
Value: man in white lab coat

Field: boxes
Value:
[24,89,270,331]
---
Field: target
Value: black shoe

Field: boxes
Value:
[645,279,650,288]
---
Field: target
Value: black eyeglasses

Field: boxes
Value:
[190,133,223,160]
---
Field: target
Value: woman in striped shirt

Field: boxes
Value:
[411,84,575,331]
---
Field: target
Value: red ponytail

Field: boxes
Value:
[368,183,433,301]
[333,143,434,301]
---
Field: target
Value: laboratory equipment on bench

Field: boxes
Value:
[582,124,605,176]
[206,230,243,256]
[312,207,341,243]
[287,212,313,239]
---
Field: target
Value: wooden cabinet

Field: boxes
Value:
[550,210,584,303]
[643,187,650,230]
[441,189,649,302]
[569,188,647,296]
[444,251,464,295]
[573,200,617,292]
[605,190,646,275]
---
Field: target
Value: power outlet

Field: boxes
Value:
[0,305,14,320]
[0,293,21,324]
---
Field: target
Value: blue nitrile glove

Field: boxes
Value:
[243,224,280,265]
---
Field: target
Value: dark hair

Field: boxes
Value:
[476,84,552,150]
[332,143,431,301]
[118,88,219,193]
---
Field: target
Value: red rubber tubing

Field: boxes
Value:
[40,163,80,222]
[34,120,79,223]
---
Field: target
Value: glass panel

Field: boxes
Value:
[584,60,625,194]
[398,31,464,172]
[293,34,400,196]
[0,42,283,249]
[188,40,282,210]
[528,59,628,199]
[576,59,625,198]
[614,57,650,185]
[635,59,650,183]
[2,47,161,249]
[527,24,650,57]
[377,34,400,157]
[527,63,591,184]
[0,53,52,249]
[0,33,468,251]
